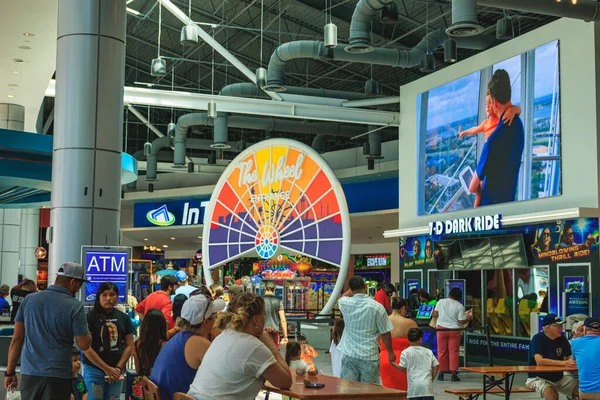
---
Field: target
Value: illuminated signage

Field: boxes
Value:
[202,139,351,315]
[364,254,391,267]
[84,250,128,303]
[134,199,209,228]
[429,214,502,235]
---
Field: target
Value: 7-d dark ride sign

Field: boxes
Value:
[429,214,502,236]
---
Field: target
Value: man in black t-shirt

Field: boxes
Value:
[526,314,579,400]
[10,279,37,323]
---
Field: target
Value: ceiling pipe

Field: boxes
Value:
[265,32,497,91]
[346,0,395,53]
[477,0,600,21]
[146,136,171,181]
[219,82,382,101]
[446,0,484,37]
[212,114,229,149]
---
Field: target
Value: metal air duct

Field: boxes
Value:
[211,114,230,149]
[446,0,484,37]
[346,0,395,53]
[265,32,497,91]
[146,136,172,180]
[476,0,600,21]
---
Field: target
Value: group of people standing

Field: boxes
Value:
[3,262,295,400]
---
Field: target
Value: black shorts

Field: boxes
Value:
[20,374,72,400]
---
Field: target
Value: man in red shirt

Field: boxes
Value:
[136,275,177,326]
[374,283,396,315]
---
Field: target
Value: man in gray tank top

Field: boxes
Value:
[262,281,288,348]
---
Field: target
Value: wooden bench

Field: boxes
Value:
[445,387,534,400]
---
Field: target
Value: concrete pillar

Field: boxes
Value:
[0,104,25,131]
[49,0,126,282]
[0,210,22,289]
[19,209,40,282]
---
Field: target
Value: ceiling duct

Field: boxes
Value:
[476,0,600,21]
[266,32,497,90]
[211,114,230,149]
[346,0,395,53]
[446,0,484,37]
[146,136,172,181]
[219,82,379,101]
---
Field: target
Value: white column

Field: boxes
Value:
[19,209,40,282]
[0,210,22,289]
[49,0,126,283]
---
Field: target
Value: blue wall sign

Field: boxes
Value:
[133,177,400,228]
[134,199,210,228]
[84,251,128,303]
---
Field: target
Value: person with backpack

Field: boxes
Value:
[82,282,134,400]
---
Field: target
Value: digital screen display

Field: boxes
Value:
[407,279,420,293]
[416,304,435,319]
[444,280,465,304]
[418,40,561,215]
[564,277,584,293]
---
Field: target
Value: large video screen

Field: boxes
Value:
[417,40,561,215]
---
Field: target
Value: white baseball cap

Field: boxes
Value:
[181,295,226,325]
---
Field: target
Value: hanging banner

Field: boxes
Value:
[562,292,590,329]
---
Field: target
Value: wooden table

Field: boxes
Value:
[461,366,578,400]
[263,372,407,400]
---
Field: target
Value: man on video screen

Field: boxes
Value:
[469,69,525,206]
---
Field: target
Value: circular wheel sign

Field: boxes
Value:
[202,139,351,314]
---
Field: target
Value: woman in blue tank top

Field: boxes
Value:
[150,293,226,399]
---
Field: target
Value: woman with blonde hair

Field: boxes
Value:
[187,292,292,399]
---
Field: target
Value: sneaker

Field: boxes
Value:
[451,375,461,382]
[437,374,444,381]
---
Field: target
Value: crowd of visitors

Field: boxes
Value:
[5,265,600,400]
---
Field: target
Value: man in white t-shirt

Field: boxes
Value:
[392,327,439,400]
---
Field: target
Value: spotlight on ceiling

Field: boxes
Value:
[379,3,399,25]
[150,58,167,76]
[324,23,338,48]
[364,79,380,96]
[496,17,514,40]
[256,67,267,88]
[207,101,217,119]
[420,53,436,73]
[180,24,199,46]
[444,39,457,63]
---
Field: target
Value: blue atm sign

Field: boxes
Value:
[84,251,128,303]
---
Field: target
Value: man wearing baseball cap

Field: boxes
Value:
[150,294,226,399]
[526,314,579,400]
[572,317,600,399]
[4,262,91,399]
[174,270,198,299]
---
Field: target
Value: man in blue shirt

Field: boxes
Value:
[469,69,525,206]
[4,262,92,400]
[572,317,600,399]
[0,285,10,314]
[526,314,579,400]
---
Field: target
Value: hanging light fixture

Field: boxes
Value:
[324,23,338,48]
[207,100,217,118]
[379,3,399,25]
[420,1,435,73]
[364,79,380,96]
[180,0,198,46]
[180,24,199,46]
[444,39,457,63]
[143,141,152,156]
[420,53,436,73]
[34,225,46,260]
[151,1,167,76]
[256,67,267,88]
[496,17,514,40]
[323,0,337,48]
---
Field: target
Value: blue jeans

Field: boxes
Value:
[83,364,124,400]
